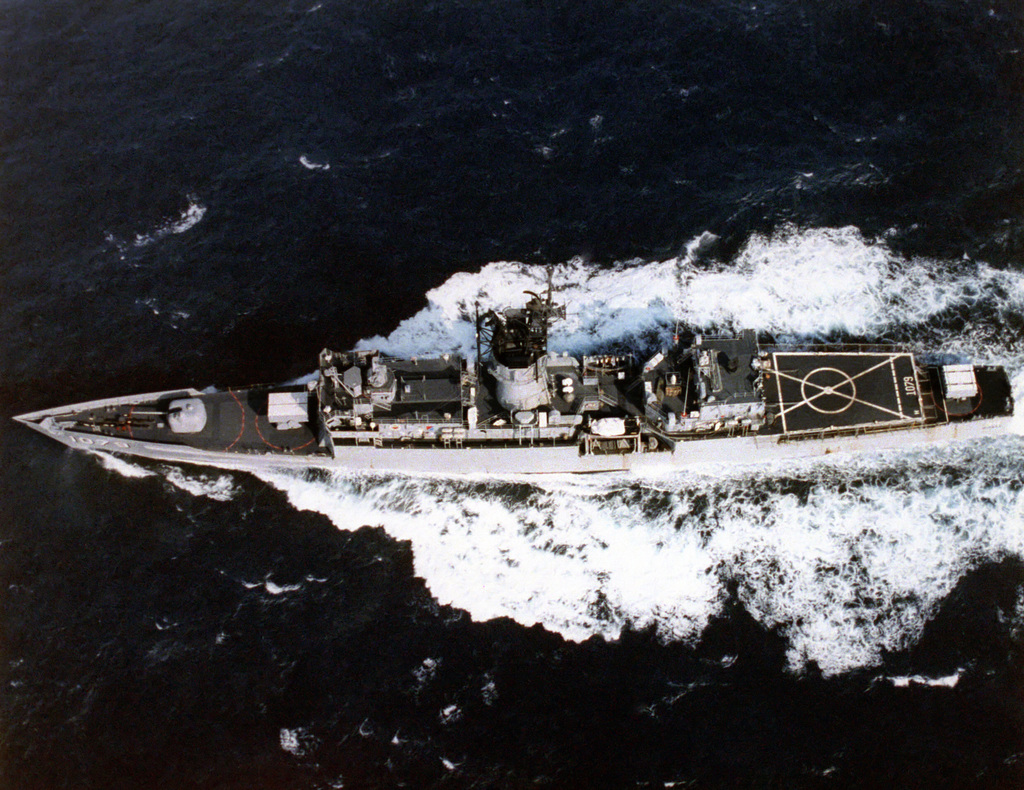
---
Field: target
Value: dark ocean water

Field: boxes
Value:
[4,0,1024,787]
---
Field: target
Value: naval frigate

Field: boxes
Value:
[14,278,1015,475]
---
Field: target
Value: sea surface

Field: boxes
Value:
[3,1,1024,787]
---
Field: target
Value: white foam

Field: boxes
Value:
[299,155,330,171]
[167,200,206,234]
[279,728,301,754]
[887,671,962,688]
[93,452,156,478]
[413,657,440,689]
[356,226,1024,362]
[1013,587,1024,643]
[283,371,319,387]
[481,675,498,705]
[279,727,317,756]
[264,579,303,595]
[162,468,239,501]
[133,197,206,247]
[254,441,1024,678]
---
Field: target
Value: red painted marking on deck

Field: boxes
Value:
[253,412,287,451]
[254,410,315,452]
[226,389,246,450]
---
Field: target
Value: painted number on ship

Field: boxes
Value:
[69,435,131,449]
[903,376,917,396]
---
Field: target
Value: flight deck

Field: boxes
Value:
[764,351,923,434]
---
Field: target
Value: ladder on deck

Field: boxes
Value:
[916,368,941,421]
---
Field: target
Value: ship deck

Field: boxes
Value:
[64,387,326,456]
[764,351,924,435]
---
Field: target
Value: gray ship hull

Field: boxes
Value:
[15,391,1014,477]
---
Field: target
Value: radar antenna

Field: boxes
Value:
[477,267,565,369]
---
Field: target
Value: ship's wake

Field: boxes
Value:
[108,226,1024,676]
[253,441,1024,677]
[357,224,1024,366]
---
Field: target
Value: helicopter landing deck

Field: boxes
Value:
[765,351,924,435]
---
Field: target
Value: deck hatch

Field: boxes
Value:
[268,391,309,425]
[940,364,979,400]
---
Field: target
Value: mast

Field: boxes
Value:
[479,267,564,369]
[475,267,565,413]
[474,301,482,377]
